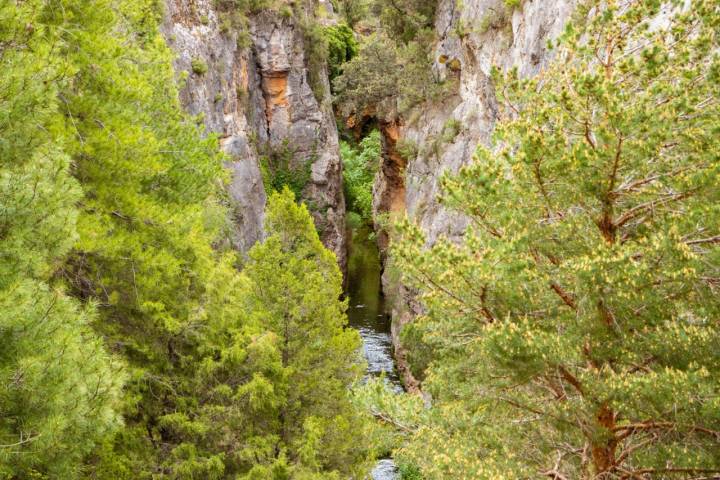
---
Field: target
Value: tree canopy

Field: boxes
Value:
[383,0,720,477]
[0,2,123,477]
[1,2,372,478]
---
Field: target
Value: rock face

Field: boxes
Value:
[375,0,576,387]
[162,0,347,269]
[251,11,347,270]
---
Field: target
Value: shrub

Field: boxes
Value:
[334,31,455,118]
[441,118,462,142]
[323,23,358,83]
[396,138,418,162]
[341,130,382,223]
[398,462,423,480]
[260,141,313,200]
[302,22,331,103]
[191,58,208,75]
[336,0,367,28]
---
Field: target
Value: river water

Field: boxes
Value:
[346,225,403,480]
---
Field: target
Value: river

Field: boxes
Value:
[345,225,403,480]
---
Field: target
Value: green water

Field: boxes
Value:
[345,225,402,479]
[346,226,402,389]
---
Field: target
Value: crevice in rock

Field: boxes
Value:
[373,119,407,256]
[260,71,290,125]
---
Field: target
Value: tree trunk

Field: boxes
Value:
[591,403,617,476]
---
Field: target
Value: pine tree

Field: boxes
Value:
[31,0,245,476]
[235,188,367,478]
[0,2,122,477]
[389,1,720,477]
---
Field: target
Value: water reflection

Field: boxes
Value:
[346,226,403,390]
[346,225,403,479]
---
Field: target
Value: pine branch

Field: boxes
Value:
[614,192,693,229]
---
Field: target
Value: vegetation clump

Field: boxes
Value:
[323,23,359,83]
[260,141,313,200]
[341,130,382,224]
[334,0,368,28]
[333,0,455,119]
[191,57,209,75]
[366,1,720,478]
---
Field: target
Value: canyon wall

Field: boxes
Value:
[161,0,577,388]
[162,0,347,269]
[375,0,576,388]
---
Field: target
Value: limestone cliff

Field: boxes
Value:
[162,0,347,269]
[375,0,576,387]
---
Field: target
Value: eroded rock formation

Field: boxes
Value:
[375,0,576,387]
[162,0,347,269]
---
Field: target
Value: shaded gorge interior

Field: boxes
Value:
[345,222,404,479]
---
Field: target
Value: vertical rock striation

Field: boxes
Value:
[375,0,576,387]
[162,0,347,269]
[162,0,267,254]
[251,11,347,271]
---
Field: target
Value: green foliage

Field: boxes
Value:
[371,0,438,45]
[2,0,376,479]
[385,1,720,478]
[116,190,372,479]
[0,282,124,478]
[323,23,358,83]
[334,32,452,118]
[213,0,272,46]
[341,131,382,223]
[24,0,257,477]
[398,463,423,480]
[10,4,373,477]
[13,0,720,479]
[351,378,426,461]
[397,323,432,382]
[440,118,462,143]
[192,58,209,75]
[396,139,419,162]
[333,0,454,117]
[298,19,335,104]
[0,2,123,476]
[234,189,369,476]
[336,0,368,28]
[260,141,313,200]
[333,34,400,116]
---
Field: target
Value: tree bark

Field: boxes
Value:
[592,403,618,476]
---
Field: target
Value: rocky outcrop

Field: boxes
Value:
[162,0,346,269]
[372,119,406,255]
[394,0,575,245]
[251,11,347,270]
[376,0,576,386]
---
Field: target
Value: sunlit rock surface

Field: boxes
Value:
[375,0,577,386]
[162,0,346,268]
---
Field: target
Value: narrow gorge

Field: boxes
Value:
[160,0,576,393]
[162,1,578,475]
[4,0,718,478]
